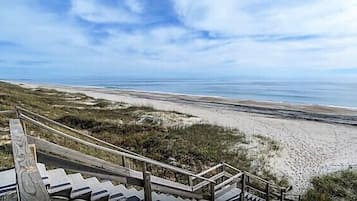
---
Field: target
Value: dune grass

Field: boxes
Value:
[302,170,357,201]
[0,81,285,185]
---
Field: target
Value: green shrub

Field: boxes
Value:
[302,170,357,201]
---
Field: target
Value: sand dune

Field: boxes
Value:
[16,82,357,193]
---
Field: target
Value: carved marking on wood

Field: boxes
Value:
[10,119,50,201]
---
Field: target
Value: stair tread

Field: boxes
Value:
[68,173,91,199]
[36,163,49,187]
[216,186,267,201]
[126,196,141,201]
[126,188,143,200]
[1,161,267,201]
[84,177,109,201]
[0,168,16,196]
[47,168,72,196]
[216,187,241,201]
[101,181,126,201]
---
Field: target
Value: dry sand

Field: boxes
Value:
[16,82,357,193]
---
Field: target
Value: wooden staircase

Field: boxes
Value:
[0,107,301,201]
[1,163,269,201]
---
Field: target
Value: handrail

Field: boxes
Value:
[192,172,225,192]
[244,171,284,190]
[16,106,146,158]
[16,107,299,200]
[221,163,285,191]
[246,184,268,195]
[193,163,224,180]
[0,110,15,114]
[19,113,215,184]
[214,172,243,190]
[284,193,302,199]
[222,163,242,173]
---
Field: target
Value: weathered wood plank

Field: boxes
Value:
[151,183,203,200]
[0,110,15,115]
[26,135,131,177]
[240,173,245,201]
[27,136,194,193]
[214,172,243,191]
[210,182,215,201]
[193,172,225,191]
[193,163,223,181]
[214,183,237,199]
[143,171,152,201]
[10,119,50,201]
[266,183,270,201]
[21,114,213,182]
[20,112,217,185]
[17,106,146,158]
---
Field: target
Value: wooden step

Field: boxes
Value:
[245,192,265,201]
[101,182,126,201]
[68,173,92,200]
[47,168,72,197]
[216,185,267,201]
[84,177,110,201]
[36,163,50,187]
[125,187,143,201]
[216,187,241,201]
[0,168,16,196]
[126,196,141,201]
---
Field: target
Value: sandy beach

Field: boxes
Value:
[15,82,357,193]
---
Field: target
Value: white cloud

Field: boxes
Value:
[172,0,357,36]
[70,0,140,23]
[1,0,357,76]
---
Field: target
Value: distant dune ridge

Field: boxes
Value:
[12,81,357,193]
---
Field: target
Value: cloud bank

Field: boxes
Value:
[0,0,357,78]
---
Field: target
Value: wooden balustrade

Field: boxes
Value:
[12,107,301,201]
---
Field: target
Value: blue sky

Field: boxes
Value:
[1,0,357,79]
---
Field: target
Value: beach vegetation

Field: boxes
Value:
[302,170,357,201]
[0,81,286,185]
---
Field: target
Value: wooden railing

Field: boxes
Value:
[0,110,15,115]
[15,108,216,200]
[192,162,300,201]
[11,107,301,201]
[9,119,50,201]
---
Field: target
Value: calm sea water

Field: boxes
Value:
[7,77,357,108]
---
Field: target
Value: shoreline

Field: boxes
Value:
[4,79,357,111]
[10,81,357,126]
[6,81,357,193]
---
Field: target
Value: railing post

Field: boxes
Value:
[143,162,147,171]
[265,183,270,201]
[221,163,225,183]
[246,175,250,193]
[209,182,215,201]
[22,121,27,135]
[143,171,152,201]
[10,119,50,201]
[280,188,285,201]
[15,107,20,118]
[240,173,245,201]
[122,156,126,167]
[188,176,193,187]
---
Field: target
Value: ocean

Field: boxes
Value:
[5,77,357,108]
